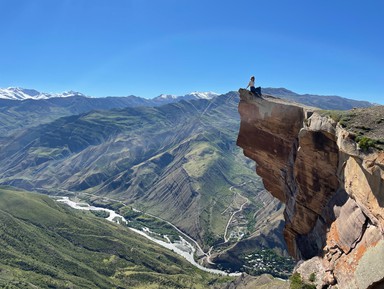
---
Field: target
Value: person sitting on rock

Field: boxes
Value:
[246,76,262,97]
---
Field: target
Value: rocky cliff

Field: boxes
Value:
[236,89,384,289]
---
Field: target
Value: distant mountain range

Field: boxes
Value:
[262,87,373,110]
[0,86,373,110]
[0,87,86,100]
[0,87,219,102]
[0,86,373,140]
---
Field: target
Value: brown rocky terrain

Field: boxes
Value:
[215,274,289,289]
[236,88,384,289]
[341,106,384,139]
[320,106,384,150]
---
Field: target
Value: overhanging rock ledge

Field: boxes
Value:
[236,88,384,289]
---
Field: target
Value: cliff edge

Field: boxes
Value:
[236,88,384,289]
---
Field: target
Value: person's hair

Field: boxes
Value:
[251,76,255,80]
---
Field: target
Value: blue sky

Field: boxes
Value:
[0,0,383,103]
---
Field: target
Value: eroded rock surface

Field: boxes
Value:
[236,89,384,289]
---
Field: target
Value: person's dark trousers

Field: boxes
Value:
[251,86,262,97]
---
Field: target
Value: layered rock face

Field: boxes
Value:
[236,89,384,289]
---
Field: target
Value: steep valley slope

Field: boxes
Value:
[0,186,234,288]
[0,94,285,262]
[0,186,290,288]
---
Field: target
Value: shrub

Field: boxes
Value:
[289,272,316,289]
[309,272,316,282]
[91,210,110,218]
[356,136,376,151]
[318,110,352,124]
[289,272,303,289]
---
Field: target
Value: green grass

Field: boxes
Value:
[0,187,234,288]
[120,208,180,242]
[183,143,219,178]
[318,109,353,126]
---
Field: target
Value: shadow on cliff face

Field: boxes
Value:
[296,189,350,259]
[323,189,350,222]
[367,279,384,289]
[312,131,333,151]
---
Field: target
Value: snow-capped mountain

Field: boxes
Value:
[183,91,219,100]
[153,91,219,103]
[1,87,220,103]
[0,87,85,100]
[155,94,178,101]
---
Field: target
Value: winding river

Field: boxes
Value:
[57,197,241,276]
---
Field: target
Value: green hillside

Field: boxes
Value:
[0,94,272,248]
[0,94,288,278]
[0,95,155,140]
[0,186,232,289]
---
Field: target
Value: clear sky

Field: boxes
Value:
[0,0,383,104]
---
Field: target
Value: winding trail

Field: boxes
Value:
[223,195,248,243]
[56,196,241,276]
[203,183,251,265]
[223,183,250,243]
[144,211,207,257]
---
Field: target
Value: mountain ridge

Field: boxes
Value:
[1,87,374,110]
[0,87,219,102]
[0,87,373,140]
[262,87,373,110]
[0,87,86,100]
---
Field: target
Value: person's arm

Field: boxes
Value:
[246,81,250,89]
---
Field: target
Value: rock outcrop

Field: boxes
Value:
[236,89,384,289]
